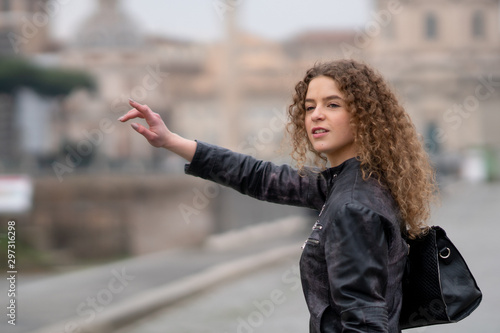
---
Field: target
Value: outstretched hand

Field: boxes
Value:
[118,99,197,162]
[118,99,172,148]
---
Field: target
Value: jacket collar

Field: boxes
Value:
[321,157,360,179]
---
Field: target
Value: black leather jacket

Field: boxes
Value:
[185,141,407,333]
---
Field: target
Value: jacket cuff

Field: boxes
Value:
[340,306,388,332]
[184,140,216,179]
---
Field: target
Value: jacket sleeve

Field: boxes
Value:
[184,141,329,210]
[325,203,389,332]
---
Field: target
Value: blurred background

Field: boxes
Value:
[0,0,499,332]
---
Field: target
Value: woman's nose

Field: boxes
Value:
[311,107,325,121]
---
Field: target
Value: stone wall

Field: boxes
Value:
[25,174,215,261]
[9,173,307,262]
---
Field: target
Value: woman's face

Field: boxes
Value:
[304,76,357,167]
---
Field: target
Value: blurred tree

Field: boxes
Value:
[0,56,95,96]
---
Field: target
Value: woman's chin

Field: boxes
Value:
[312,144,329,155]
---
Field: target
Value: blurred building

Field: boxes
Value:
[0,0,54,170]
[365,0,500,179]
[59,0,167,171]
[1,0,499,177]
[2,0,500,260]
[0,0,54,55]
[370,0,500,168]
[60,0,296,170]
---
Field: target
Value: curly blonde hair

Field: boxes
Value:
[287,59,438,238]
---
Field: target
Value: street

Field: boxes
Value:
[0,217,308,333]
[0,181,498,333]
[114,180,500,333]
[114,257,309,333]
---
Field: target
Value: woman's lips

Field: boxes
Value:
[311,127,329,139]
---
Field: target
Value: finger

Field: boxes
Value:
[118,109,144,122]
[128,99,153,118]
[131,123,159,142]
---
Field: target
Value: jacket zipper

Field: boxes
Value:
[302,173,337,250]
[312,222,323,230]
[302,238,320,249]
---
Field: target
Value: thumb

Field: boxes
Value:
[131,123,159,142]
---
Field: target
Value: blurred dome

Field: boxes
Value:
[73,0,144,49]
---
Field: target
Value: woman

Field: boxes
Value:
[119,59,437,332]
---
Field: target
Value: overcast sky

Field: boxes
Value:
[51,0,371,42]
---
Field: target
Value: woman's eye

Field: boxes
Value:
[305,106,315,112]
[328,103,340,108]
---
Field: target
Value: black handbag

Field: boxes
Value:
[399,226,482,329]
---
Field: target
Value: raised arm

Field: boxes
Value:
[119,99,329,210]
[185,141,329,210]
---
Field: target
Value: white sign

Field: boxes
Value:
[0,175,33,213]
